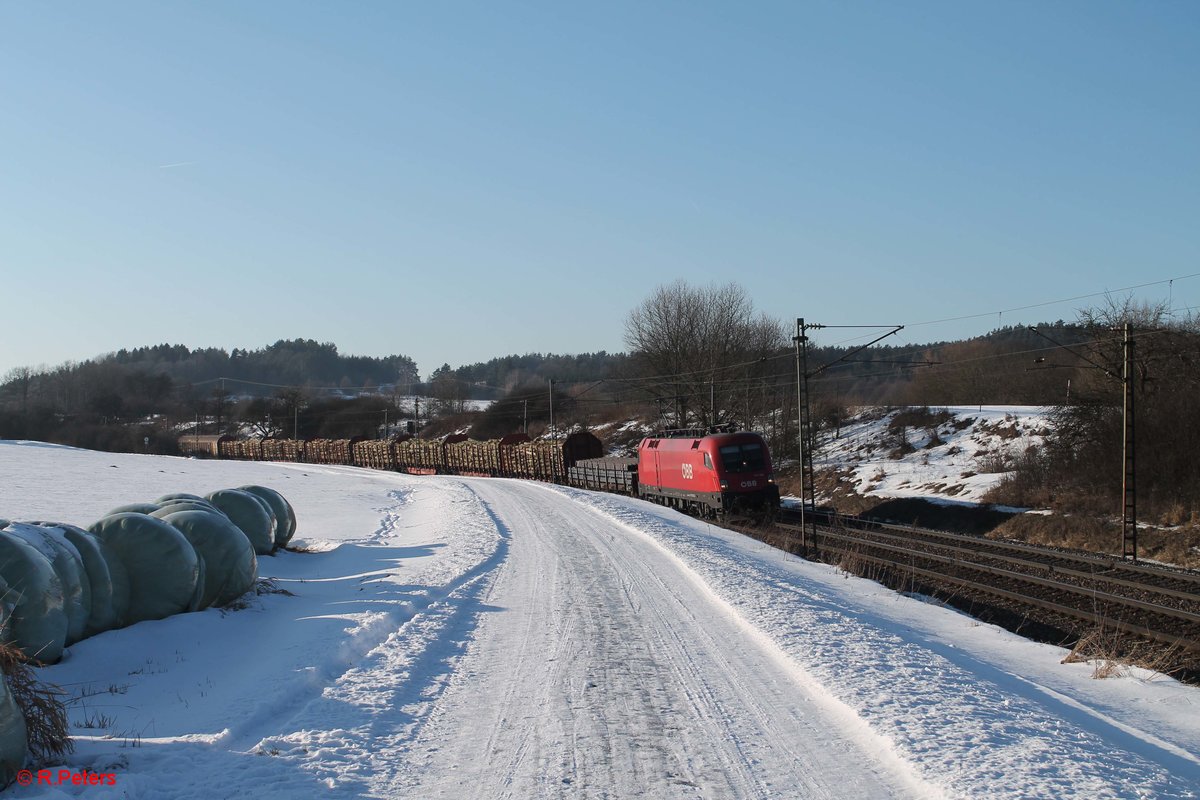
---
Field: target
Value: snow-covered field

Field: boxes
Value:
[1,440,1198,798]
[814,406,1052,505]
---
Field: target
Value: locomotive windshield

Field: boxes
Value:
[718,442,765,473]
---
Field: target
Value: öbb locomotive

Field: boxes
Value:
[635,428,780,516]
[180,426,780,519]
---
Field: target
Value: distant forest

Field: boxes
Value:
[0,323,1123,456]
[105,340,420,390]
[6,290,1198,551]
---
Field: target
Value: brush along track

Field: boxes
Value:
[753,510,1200,670]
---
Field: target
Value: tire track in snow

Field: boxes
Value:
[548,483,1200,799]
[91,480,513,800]
[240,480,512,793]
[399,479,931,800]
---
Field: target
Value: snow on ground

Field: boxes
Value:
[1,440,1198,798]
[813,406,1052,505]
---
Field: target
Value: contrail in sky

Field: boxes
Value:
[157,161,194,169]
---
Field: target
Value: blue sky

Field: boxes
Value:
[2,1,1197,379]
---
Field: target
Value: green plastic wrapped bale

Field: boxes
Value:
[158,497,221,513]
[240,492,279,549]
[89,513,199,625]
[151,501,225,520]
[204,490,274,555]
[188,558,207,612]
[105,503,159,516]
[37,524,119,637]
[155,493,208,505]
[0,675,27,788]
[93,530,132,629]
[0,529,67,663]
[162,510,258,608]
[0,575,13,643]
[4,523,90,646]
[239,485,296,547]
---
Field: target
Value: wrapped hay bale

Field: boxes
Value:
[161,510,258,608]
[89,513,199,625]
[90,531,131,630]
[0,531,67,663]
[105,503,158,516]
[155,493,208,505]
[204,490,274,555]
[34,525,121,638]
[0,642,72,779]
[238,486,296,548]
[0,668,27,788]
[0,576,14,642]
[150,501,224,520]
[3,524,89,647]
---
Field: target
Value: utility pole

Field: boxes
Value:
[794,319,816,554]
[215,378,224,435]
[794,319,905,557]
[523,399,528,434]
[383,408,388,439]
[548,379,555,439]
[414,396,420,432]
[1028,324,1139,561]
[1121,323,1137,561]
[710,374,716,428]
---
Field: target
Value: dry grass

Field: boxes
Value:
[1062,624,1187,680]
[254,578,295,597]
[0,641,72,764]
[887,407,954,433]
[221,578,296,613]
[989,513,1200,568]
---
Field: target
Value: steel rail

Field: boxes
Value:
[864,517,1200,590]
[790,509,1200,593]
[772,523,1200,649]
[793,543,1200,654]
[811,523,1200,607]
[799,525,1200,628]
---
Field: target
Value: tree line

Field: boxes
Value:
[6,285,1198,527]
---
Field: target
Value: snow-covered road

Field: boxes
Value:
[3,442,1199,799]
[399,480,927,799]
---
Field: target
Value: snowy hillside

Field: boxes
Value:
[1,441,1198,798]
[811,406,1052,506]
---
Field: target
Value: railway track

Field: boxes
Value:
[748,509,1200,675]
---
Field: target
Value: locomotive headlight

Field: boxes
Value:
[719,479,729,490]
[766,473,776,484]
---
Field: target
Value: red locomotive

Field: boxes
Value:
[636,427,780,517]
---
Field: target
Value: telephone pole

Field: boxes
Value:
[794,319,905,556]
[1121,323,1137,561]
[1028,324,1139,561]
[794,319,817,554]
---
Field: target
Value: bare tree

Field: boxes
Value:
[624,281,786,428]
[2,366,36,415]
[998,298,1200,522]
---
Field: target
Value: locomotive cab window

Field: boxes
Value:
[703,452,713,470]
[719,443,765,473]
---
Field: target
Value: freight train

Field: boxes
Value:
[179,426,780,518]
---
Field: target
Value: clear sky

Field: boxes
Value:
[2,1,1197,379]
